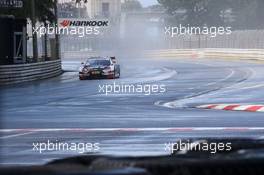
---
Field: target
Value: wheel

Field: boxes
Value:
[114,67,120,78]
[116,68,120,78]
[116,70,120,78]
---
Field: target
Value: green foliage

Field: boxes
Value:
[122,0,142,12]
[158,0,228,26]
[158,0,264,29]
[0,0,55,22]
[75,0,88,3]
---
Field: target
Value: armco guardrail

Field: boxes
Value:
[0,60,62,85]
[145,49,264,61]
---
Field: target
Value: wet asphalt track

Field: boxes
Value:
[1,56,264,165]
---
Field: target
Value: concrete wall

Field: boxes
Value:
[0,60,62,85]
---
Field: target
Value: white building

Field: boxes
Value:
[85,0,121,20]
[59,0,121,21]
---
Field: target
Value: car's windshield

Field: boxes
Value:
[87,59,110,66]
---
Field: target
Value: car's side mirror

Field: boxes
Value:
[81,62,84,65]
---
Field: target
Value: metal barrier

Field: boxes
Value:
[0,60,62,85]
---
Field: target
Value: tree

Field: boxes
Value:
[158,0,230,27]
[121,0,142,12]
[158,0,264,29]
[229,0,264,29]
[0,0,56,62]
[0,0,89,62]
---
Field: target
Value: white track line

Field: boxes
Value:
[0,131,36,139]
[1,127,264,133]
[205,68,234,86]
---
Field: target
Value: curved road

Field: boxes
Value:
[1,56,264,165]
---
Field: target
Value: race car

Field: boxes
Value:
[79,56,120,80]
